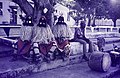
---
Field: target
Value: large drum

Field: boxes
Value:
[110,51,120,67]
[88,52,111,72]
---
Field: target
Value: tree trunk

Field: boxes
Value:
[33,6,42,26]
[45,12,54,27]
[33,0,54,26]
[12,0,33,16]
[88,14,91,26]
[33,0,43,25]
[113,19,117,27]
[13,0,54,26]
[92,8,96,27]
[92,17,96,27]
[47,0,54,27]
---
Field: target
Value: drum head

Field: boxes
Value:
[102,53,111,72]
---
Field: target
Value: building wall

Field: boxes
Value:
[95,19,120,26]
[17,7,22,25]
[54,3,75,26]
[0,0,22,25]
[116,19,120,26]
[0,0,11,24]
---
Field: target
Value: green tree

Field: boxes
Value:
[75,0,120,27]
[108,0,120,27]
[75,0,104,26]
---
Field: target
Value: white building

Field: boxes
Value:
[0,0,22,25]
[54,3,75,26]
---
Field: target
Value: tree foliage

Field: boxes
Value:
[75,0,104,15]
[74,0,120,26]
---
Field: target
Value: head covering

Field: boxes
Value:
[56,16,66,25]
[37,16,47,27]
[24,16,33,26]
[22,19,26,26]
[58,16,64,22]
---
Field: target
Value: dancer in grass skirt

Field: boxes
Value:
[52,16,73,61]
[31,16,57,63]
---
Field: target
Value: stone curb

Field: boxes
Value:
[103,69,120,78]
[0,54,119,78]
[0,55,82,78]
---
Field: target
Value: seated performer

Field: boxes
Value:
[31,16,57,62]
[52,16,72,61]
[11,16,33,61]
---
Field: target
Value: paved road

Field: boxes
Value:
[0,38,119,78]
[112,74,120,78]
[23,62,117,78]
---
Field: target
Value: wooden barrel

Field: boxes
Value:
[88,52,111,72]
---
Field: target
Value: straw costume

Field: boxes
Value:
[52,16,72,60]
[31,16,57,62]
[11,16,33,61]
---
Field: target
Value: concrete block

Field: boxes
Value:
[0,28,6,37]
[9,28,21,37]
[70,42,89,55]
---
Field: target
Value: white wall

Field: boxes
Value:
[0,0,22,25]
[0,0,11,24]
[95,19,120,26]
[17,7,22,25]
[116,19,120,26]
[95,19,114,26]
[54,3,75,26]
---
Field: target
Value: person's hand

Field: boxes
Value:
[52,41,57,46]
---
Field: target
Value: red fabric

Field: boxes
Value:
[39,42,53,55]
[56,40,69,49]
[17,38,31,55]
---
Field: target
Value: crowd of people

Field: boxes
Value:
[11,15,96,64]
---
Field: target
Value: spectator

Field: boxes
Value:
[80,20,86,36]
[71,27,94,61]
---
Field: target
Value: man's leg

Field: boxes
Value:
[88,41,94,53]
[75,39,88,61]
[75,39,87,54]
[84,38,94,53]
[32,42,43,63]
[48,45,57,60]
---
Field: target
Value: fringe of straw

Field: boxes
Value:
[52,24,73,39]
[20,26,33,41]
[32,25,55,44]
